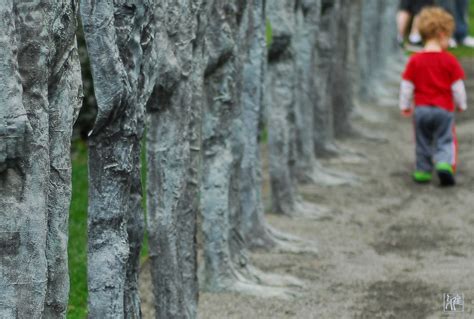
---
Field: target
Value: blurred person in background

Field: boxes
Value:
[437,0,474,47]
[397,0,436,47]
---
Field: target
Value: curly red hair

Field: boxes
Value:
[418,7,455,42]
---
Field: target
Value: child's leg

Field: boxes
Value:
[433,109,456,185]
[433,110,456,167]
[414,108,435,176]
[452,125,458,173]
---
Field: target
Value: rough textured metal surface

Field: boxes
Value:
[83,0,203,316]
[81,0,149,317]
[200,0,247,291]
[357,0,403,105]
[268,0,354,188]
[0,3,29,173]
[312,0,401,153]
[293,0,321,182]
[312,0,341,157]
[145,1,203,318]
[200,0,301,298]
[265,0,332,216]
[0,0,82,317]
[265,0,300,216]
[330,1,354,138]
[237,0,322,255]
[238,0,277,249]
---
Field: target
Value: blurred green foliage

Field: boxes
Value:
[266,18,273,48]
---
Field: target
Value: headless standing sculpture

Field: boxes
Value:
[313,0,342,157]
[312,0,365,164]
[0,1,82,317]
[293,0,357,185]
[201,0,303,297]
[239,0,321,254]
[266,0,331,217]
[81,1,149,316]
[83,0,202,316]
[146,0,204,317]
[330,2,355,138]
[294,0,323,183]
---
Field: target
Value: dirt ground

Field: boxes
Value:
[140,58,474,318]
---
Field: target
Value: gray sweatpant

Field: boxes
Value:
[414,106,457,172]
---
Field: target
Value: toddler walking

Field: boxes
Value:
[400,7,468,186]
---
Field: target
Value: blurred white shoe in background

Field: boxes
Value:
[461,36,474,48]
[449,38,458,48]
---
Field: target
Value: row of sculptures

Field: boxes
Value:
[0,0,403,318]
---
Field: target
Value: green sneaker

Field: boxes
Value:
[413,171,432,183]
[435,162,456,186]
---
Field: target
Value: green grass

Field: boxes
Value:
[68,141,88,319]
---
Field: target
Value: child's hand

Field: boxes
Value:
[400,108,413,117]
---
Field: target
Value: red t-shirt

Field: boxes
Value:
[402,51,465,112]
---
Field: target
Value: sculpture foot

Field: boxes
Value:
[353,105,390,123]
[248,225,319,256]
[317,142,367,164]
[227,280,301,300]
[351,126,389,143]
[271,237,319,256]
[266,224,305,242]
[200,270,300,300]
[293,200,330,220]
[309,164,359,186]
[245,265,305,288]
[325,148,366,165]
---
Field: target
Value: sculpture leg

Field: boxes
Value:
[178,91,201,318]
[200,143,238,290]
[201,143,298,297]
[124,145,145,319]
[266,60,298,216]
[44,41,83,318]
[239,0,321,253]
[88,136,135,318]
[147,86,193,318]
[0,2,51,317]
[80,0,148,316]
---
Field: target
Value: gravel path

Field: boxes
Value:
[141,58,474,319]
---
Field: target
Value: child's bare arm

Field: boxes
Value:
[452,80,467,112]
[399,80,414,116]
